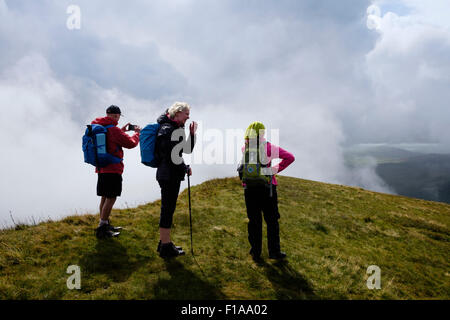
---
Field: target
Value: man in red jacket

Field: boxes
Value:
[91,105,140,239]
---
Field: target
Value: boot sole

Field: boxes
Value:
[96,232,120,239]
[269,255,286,260]
[159,250,186,258]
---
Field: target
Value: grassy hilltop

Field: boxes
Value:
[0,176,449,299]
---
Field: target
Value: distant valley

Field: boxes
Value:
[345,145,450,204]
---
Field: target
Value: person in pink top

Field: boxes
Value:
[238,121,295,261]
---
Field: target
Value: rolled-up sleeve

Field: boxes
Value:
[268,142,295,174]
[113,128,140,149]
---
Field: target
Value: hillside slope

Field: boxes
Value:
[0,176,449,299]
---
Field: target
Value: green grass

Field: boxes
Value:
[0,176,449,299]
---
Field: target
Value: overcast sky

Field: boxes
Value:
[1,0,449,227]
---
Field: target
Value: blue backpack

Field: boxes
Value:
[139,123,161,167]
[82,124,122,168]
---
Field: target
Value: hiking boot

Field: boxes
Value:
[95,224,120,239]
[269,251,287,260]
[107,224,123,232]
[251,253,263,263]
[157,240,182,253]
[159,242,185,258]
[249,248,262,262]
[107,220,123,232]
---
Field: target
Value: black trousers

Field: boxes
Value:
[244,185,281,256]
[158,179,181,228]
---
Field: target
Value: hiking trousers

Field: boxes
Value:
[158,179,182,228]
[244,185,281,256]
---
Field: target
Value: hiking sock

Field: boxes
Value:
[98,219,109,227]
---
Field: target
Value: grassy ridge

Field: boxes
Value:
[0,176,449,299]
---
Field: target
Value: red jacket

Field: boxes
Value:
[91,116,140,174]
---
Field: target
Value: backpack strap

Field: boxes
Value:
[103,124,121,154]
[256,134,260,165]
[87,124,100,171]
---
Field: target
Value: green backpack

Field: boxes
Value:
[240,138,273,188]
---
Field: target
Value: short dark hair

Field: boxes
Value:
[106,105,121,114]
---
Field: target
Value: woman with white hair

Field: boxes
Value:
[155,102,197,258]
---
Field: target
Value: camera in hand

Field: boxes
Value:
[128,124,136,131]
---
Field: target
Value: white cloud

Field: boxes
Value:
[1,0,449,226]
[362,0,450,145]
[0,54,88,225]
[0,53,163,227]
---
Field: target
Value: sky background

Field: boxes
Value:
[1,0,449,227]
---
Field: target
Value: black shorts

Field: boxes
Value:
[97,173,122,198]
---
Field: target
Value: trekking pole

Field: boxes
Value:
[186,165,194,255]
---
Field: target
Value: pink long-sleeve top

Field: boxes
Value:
[241,140,295,186]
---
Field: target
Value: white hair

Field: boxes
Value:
[167,102,190,118]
